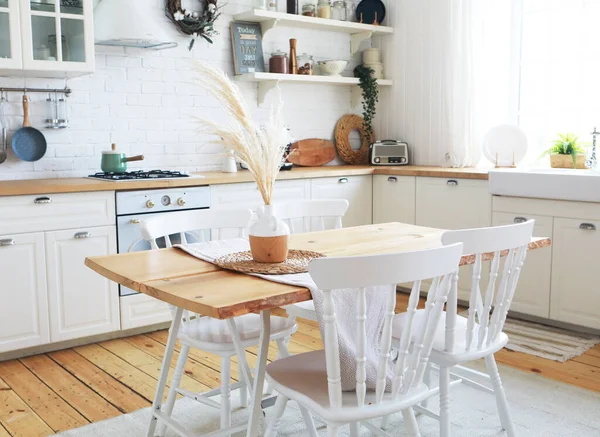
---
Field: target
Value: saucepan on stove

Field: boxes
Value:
[101,143,144,173]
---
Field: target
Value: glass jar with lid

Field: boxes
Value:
[269,51,289,74]
[302,3,316,16]
[297,53,314,75]
[331,0,347,21]
[317,0,331,18]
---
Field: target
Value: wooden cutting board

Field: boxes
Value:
[287,139,337,167]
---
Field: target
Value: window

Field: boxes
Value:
[518,0,600,162]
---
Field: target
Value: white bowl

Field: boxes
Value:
[318,60,348,77]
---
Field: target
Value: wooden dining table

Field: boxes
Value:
[85,222,551,437]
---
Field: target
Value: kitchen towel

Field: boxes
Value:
[176,238,394,392]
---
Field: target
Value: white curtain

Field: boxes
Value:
[379,0,520,167]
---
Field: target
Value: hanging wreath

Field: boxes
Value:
[166,0,223,50]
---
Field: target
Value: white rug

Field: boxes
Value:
[56,361,600,437]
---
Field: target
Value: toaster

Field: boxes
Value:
[370,140,409,165]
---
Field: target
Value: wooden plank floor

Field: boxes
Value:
[0,297,598,435]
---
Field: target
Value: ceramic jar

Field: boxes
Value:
[362,48,383,79]
[249,205,291,263]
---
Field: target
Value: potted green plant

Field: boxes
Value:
[353,64,379,141]
[540,133,587,169]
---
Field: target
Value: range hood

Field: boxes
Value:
[94,0,178,50]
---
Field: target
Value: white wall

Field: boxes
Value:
[0,0,367,180]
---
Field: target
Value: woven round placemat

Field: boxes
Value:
[214,250,325,275]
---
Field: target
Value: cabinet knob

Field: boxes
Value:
[74,232,91,239]
[146,200,155,209]
[579,223,597,231]
[513,217,528,224]
[0,239,15,247]
[130,219,141,224]
[338,178,349,184]
[388,177,398,183]
[446,180,458,186]
[177,198,186,206]
[34,196,52,204]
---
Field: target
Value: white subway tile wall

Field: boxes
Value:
[0,0,370,180]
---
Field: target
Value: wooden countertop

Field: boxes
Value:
[0,165,491,197]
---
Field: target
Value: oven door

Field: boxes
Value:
[116,210,210,296]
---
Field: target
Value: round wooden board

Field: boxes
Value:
[214,250,325,275]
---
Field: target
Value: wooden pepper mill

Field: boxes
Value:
[289,38,298,75]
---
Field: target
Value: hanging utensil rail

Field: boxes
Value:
[0,87,72,96]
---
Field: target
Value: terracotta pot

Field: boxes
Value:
[550,154,586,169]
[249,205,290,263]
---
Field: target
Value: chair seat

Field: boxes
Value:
[179,314,296,346]
[266,350,430,423]
[284,300,317,321]
[392,310,508,366]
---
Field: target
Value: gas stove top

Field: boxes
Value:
[88,170,192,181]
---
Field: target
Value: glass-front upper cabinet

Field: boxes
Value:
[18,0,94,76]
[0,0,23,69]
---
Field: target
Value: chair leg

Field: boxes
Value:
[221,356,232,435]
[439,366,451,437]
[299,403,319,437]
[327,425,340,437]
[238,359,248,408]
[156,344,190,437]
[402,408,421,437]
[264,394,289,437]
[349,422,360,437]
[485,355,516,437]
[421,362,432,409]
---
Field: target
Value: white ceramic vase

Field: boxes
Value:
[248,205,290,263]
[221,155,238,173]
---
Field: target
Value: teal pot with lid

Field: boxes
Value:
[101,143,144,173]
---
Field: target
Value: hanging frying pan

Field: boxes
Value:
[12,95,47,162]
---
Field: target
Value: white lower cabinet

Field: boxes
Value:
[120,293,172,330]
[373,175,416,224]
[0,232,49,353]
[311,175,373,227]
[550,218,600,329]
[45,226,120,342]
[492,212,552,318]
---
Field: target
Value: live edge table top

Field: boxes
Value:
[85,223,551,320]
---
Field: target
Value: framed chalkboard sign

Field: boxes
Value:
[230,22,265,75]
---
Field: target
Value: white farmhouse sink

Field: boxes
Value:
[489,168,600,202]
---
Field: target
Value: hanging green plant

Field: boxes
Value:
[353,64,379,140]
[166,0,223,50]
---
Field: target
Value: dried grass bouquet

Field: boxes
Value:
[193,63,288,205]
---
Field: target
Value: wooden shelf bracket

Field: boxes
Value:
[351,31,373,55]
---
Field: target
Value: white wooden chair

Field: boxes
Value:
[140,209,299,437]
[264,243,464,437]
[273,199,349,322]
[390,220,535,437]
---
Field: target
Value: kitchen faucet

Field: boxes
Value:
[586,127,599,171]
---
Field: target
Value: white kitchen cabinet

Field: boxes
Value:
[45,226,119,342]
[0,0,23,70]
[416,177,492,229]
[0,232,49,353]
[311,175,373,227]
[373,175,416,224]
[492,212,553,318]
[120,293,172,331]
[0,0,94,77]
[550,218,600,329]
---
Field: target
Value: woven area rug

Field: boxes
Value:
[56,361,600,437]
[502,318,600,362]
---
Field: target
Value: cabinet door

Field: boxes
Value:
[492,212,552,318]
[415,177,492,229]
[211,179,311,238]
[311,175,373,227]
[550,218,600,329]
[0,232,49,353]
[46,226,119,342]
[19,0,94,75]
[373,175,416,224]
[0,0,22,69]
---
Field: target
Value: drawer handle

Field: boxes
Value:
[130,219,141,224]
[0,239,15,247]
[447,180,458,186]
[514,217,528,224]
[74,232,91,239]
[580,223,596,231]
[34,196,52,204]
[388,177,398,183]
[338,178,349,184]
